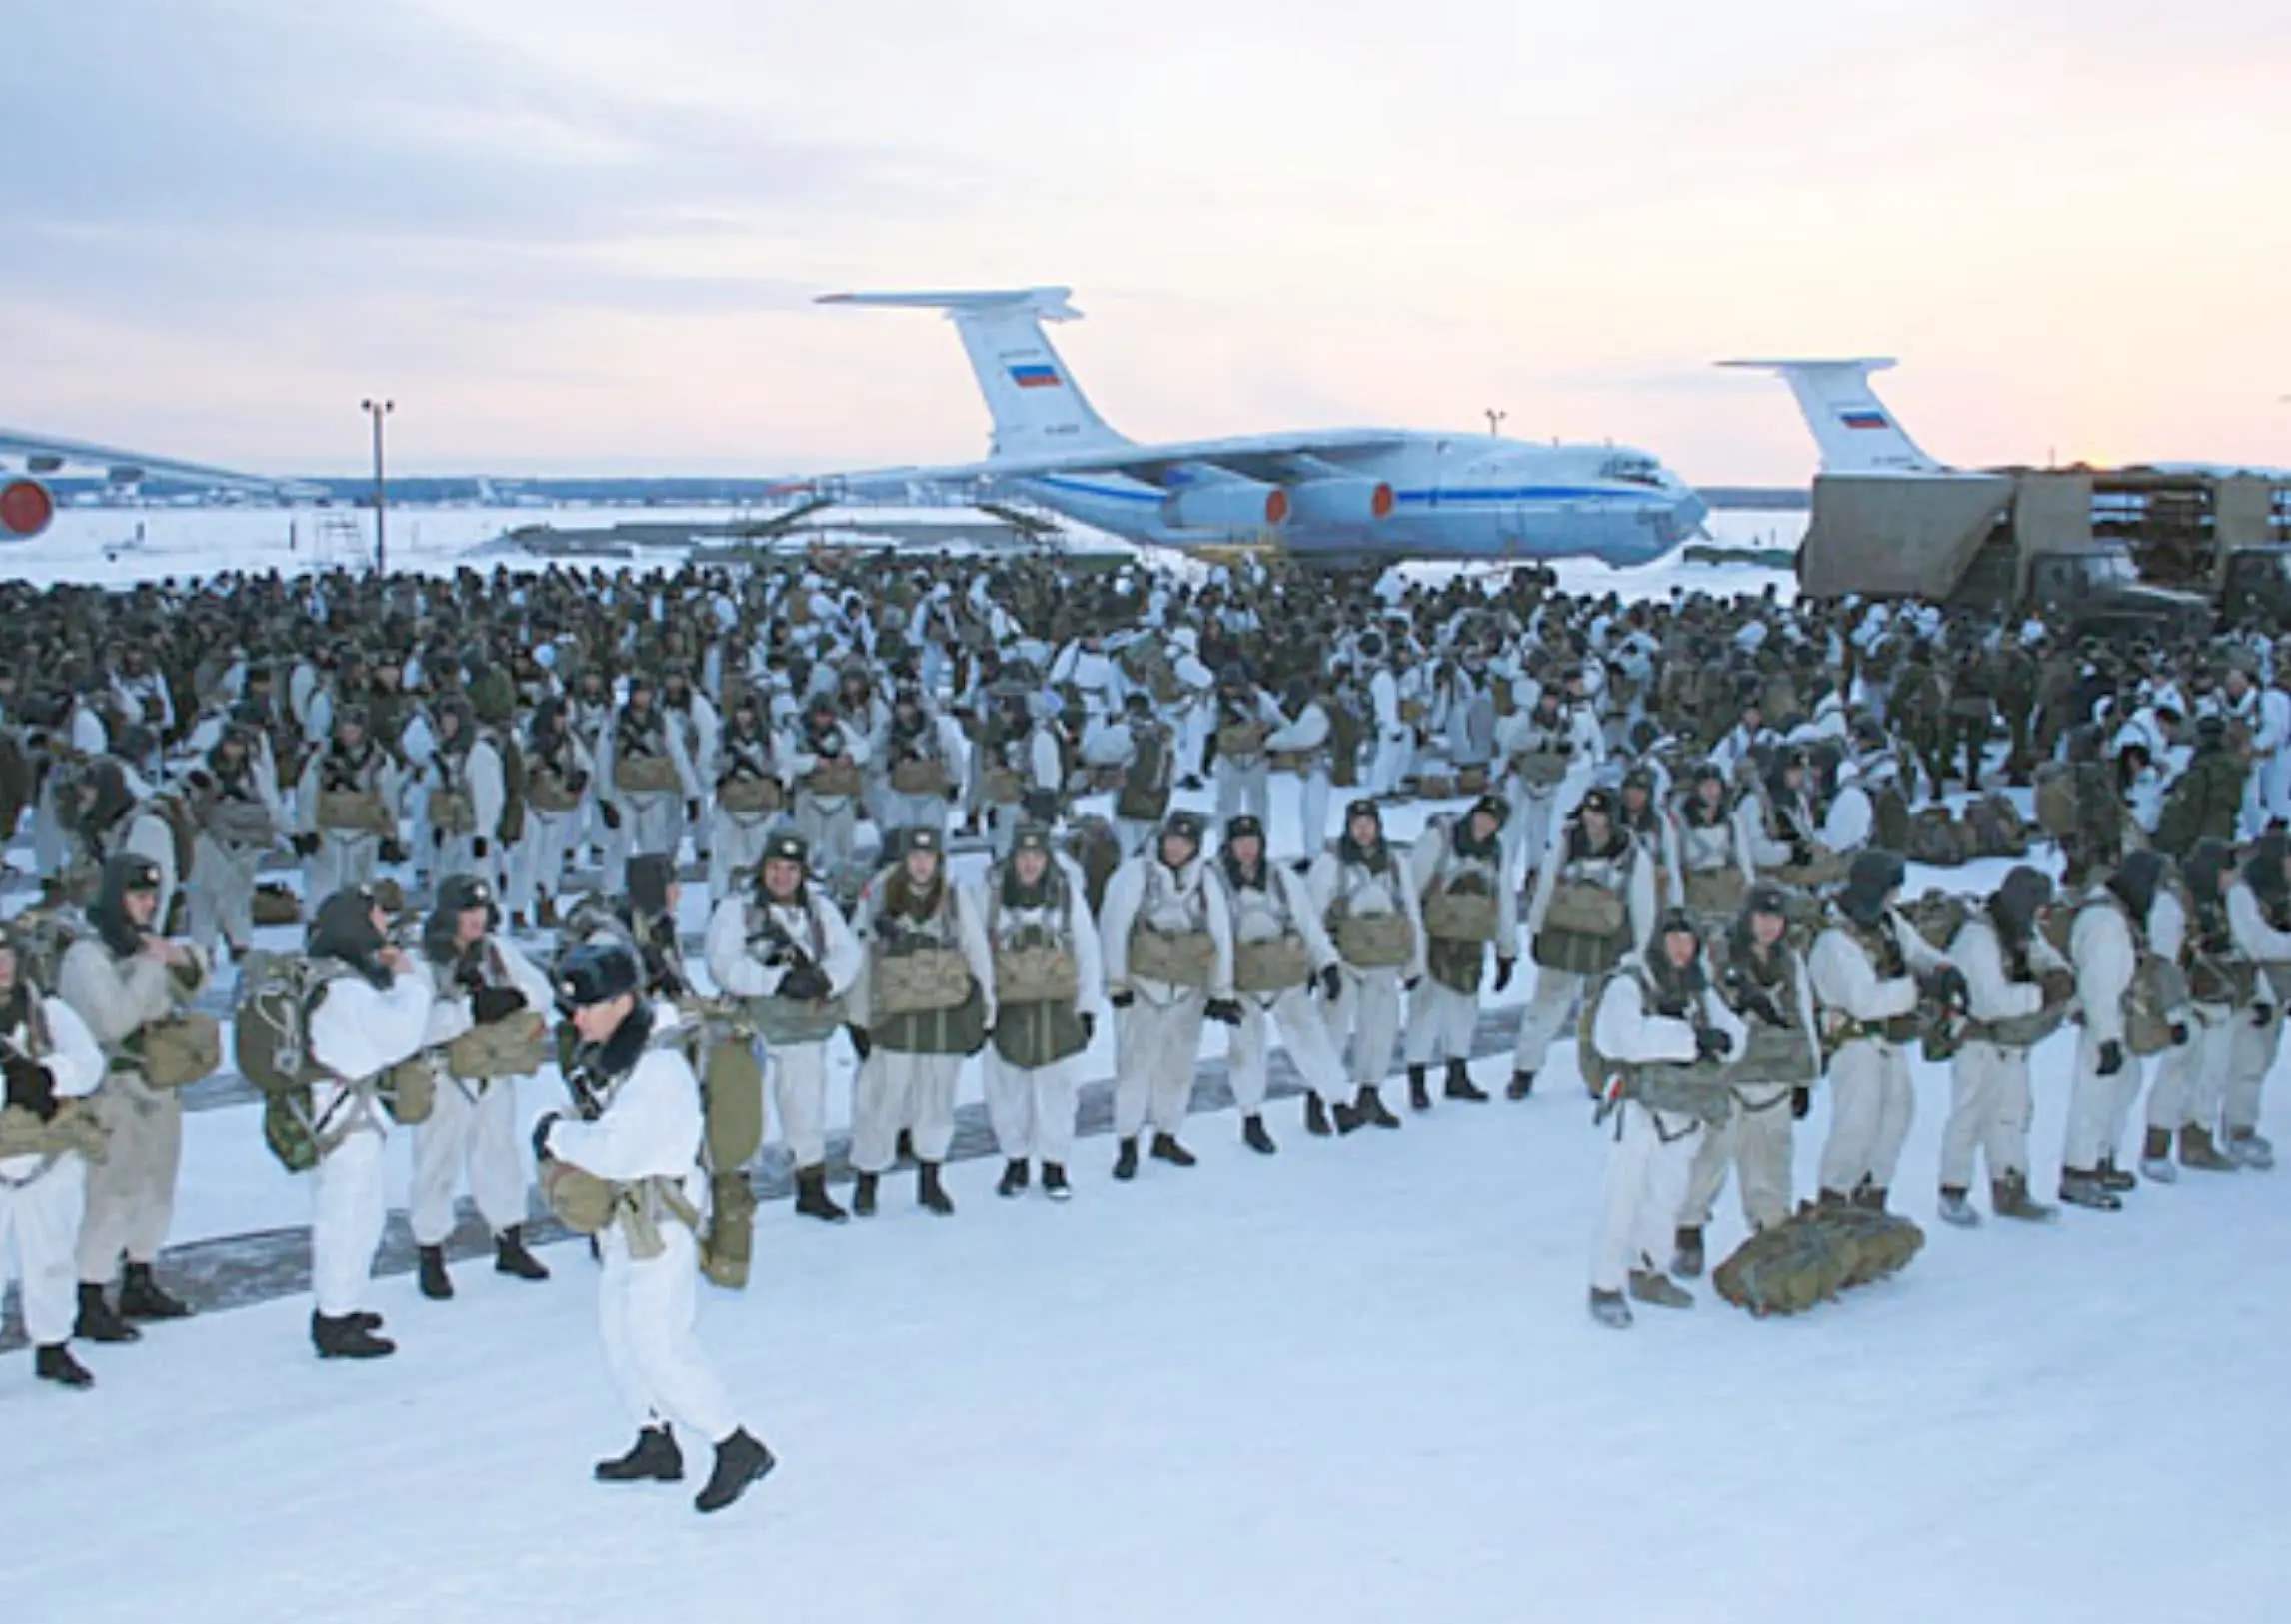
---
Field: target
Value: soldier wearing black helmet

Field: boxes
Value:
[1934,865,2072,1226]
[1307,798,1421,1132]
[1806,849,1961,1213]
[1510,787,1656,1101]
[58,853,212,1344]
[1671,884,1821,1278]
[301,886,435,1359]
[1102,810,1238,1173]
[1401,794,1515,1110]
[980,825,1106,1198]
[1586,907,1746,1329]
[537,943,774,1515]
[407,874,555,1300]
[705,829,863,1224]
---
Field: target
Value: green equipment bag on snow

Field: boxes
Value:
[1713,1206,1926,1317]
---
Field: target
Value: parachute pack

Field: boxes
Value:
[235,949,363,1174]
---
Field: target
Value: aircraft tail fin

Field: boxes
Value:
[1716,357,1943,474]
[817,286,1126,459]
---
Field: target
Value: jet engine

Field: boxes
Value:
[0,478,55,540]
[1285,478,1395,525]
[1160,483,1289,532]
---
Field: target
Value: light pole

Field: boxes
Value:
[1484,408,1507,438]
[360,398,394,572]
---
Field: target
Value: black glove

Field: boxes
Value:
[2256,1004,2275,1028]
[2169,1020,2189,1047]
[568,770,590,794]
[1927,964,1969,1010]
[1317,963,1342,1001]
[845,1023,872,1061]
[292,832,320,857]
[1110,989,1135,1010]
[945,787,962,804]
[2096,1038,2124,1077]
[1080,1011,1097,1044]
[379,838,409,865]
[472,986,528,1025]
[3,1053,57,1120]
[432,825,446,849]
[686,799,701,824]
[600,804,623,831]
[1790,1085,1812,1120]
[1493,957,1514,993]
[1693,1026,1733,1063]
[530,1110,561,1163]
[1205,997,1243,1027]
[778,960,830,1003]
[1789,841,1812,869]
[472,836,489,859]
[1403,975,1421,993]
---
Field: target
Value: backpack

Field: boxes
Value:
[2152,770,2206,859]
[1870,783,1913,853]
[1964,794,2028,858]
[2033,763,2078,838]
[1906,807,1972,867]
[1063,815,1124,919]
[235,949,328,1099]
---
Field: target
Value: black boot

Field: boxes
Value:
[1444,1058,1489,1102]
[595,1424,683,1483]
[1357,1087,1401,1129]
[2096,1157,2137,1193]
[1507,1069,1535,1101]
[1333,1096,1363,1134]
[75,1283,140,1344]
[695,1428,776,1514]
[119,1262,192,1320]
[417,1245,454,1300]
[853,1172,879,1217]
[311,1310,395,1359]
[1671,1226,1705,1279]
[1241,1114,1277,1155]
[1113,1138,1140,1180]
[917,1161,955,1215]
[1305,1093,1333,1137]
[794,1165,850,1223]
[36,1343,93,1388]
[494,1226,550,1281]
[1407,1064,1432,1112]
[997,1159,1031,1198]
[1151,1132,1197,1167]
[1042,1163,1072,1201]
[1851,1183,1888,1213]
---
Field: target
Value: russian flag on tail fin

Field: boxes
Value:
[1009,364,1060,389]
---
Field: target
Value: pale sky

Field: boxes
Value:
[5,0,2286,484]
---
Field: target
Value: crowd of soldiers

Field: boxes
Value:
[1,548,2285,1481]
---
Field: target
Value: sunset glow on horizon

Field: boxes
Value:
[3,0,2284,486]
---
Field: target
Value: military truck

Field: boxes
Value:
[1797,468,2223,641]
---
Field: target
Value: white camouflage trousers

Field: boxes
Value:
[1323,966,1404,1093]
[852,1049,960,1173]
[1592,1101,1701,1293]
[2,1157,86,1345]
[984,1052,1079,1166]
[599,1220,737,1445]
[1115,993,1206,1140]
[1818,1037,1915,1196]
[1679,1083,1794,1232]
[409,1073,527,1248]
[1939,1041,2036,1189]
[77,1077,182,1280]
[1229,985,1347,1113]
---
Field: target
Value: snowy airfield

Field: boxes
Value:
[10,505,2289,1624]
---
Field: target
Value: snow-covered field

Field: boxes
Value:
[15,500,2281,1624]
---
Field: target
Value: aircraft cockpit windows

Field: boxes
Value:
[1600,455,1663,488]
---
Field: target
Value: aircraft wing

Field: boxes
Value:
[813,428,1410,493]
[0,426,325,496]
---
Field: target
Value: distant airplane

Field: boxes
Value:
[813,287,1706,565]
[1714,358,1944,475]
[0,426,322,542]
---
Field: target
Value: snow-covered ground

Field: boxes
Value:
[17,498,2279,1624]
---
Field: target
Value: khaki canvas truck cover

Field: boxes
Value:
[2010,471,2097,587]
[1798,473,2013,599]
